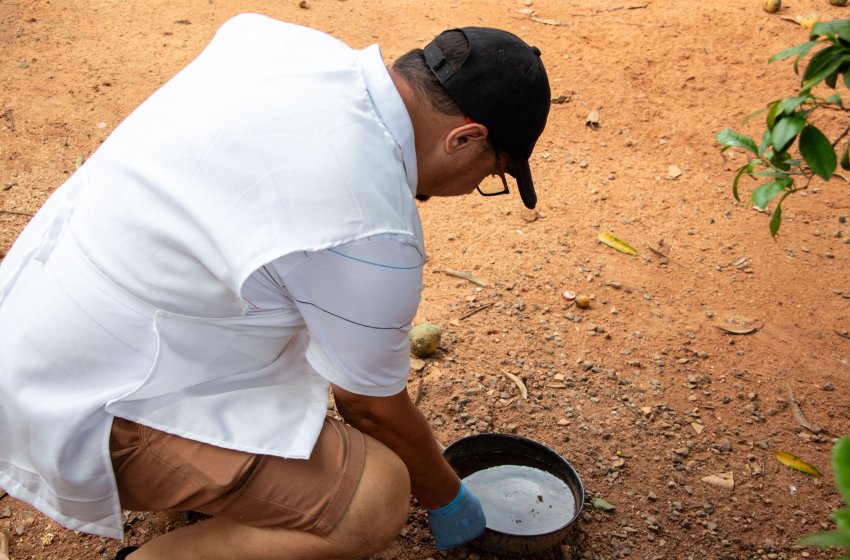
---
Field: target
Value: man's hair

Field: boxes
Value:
[392,30,468,117]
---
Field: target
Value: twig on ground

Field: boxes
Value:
[646,244,668,259]
[0,210,33,217]
[786,382,820,434]
[460,302,494,320]
[570,4,649,15]
[433,268,488,287]
[612,19,670,28]
[414,375,425,405]
[596,3,649,12]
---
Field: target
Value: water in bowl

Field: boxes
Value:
[463,464,576,536]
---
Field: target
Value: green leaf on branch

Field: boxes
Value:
[800,125,837,179]
[771,116,806,153]
[770,41,817,73]
[777,96,809,116]
[841,142,850,171]
[768,150,794,171]
[732,161,758,202]
[716,129,758,154]
[799,530,850,548]
[811,20,850,43]
[743,107,768,124]
[751,181,786,209]
[770,202,783,237]
[836,509,850,531]
[835,437,850,505]
[826,61,850,88]
[758,130,771,156]
[802,46,848,91]
[826,93,843,105]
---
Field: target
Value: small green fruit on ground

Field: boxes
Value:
[410,323,441,358]
[763,0,781,12]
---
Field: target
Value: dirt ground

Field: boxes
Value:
[1,0,849,559]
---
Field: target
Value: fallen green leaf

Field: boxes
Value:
[597,232,638,256]
[776,451,822,477]
[591,496,615,511]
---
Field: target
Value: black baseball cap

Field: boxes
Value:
[424,27,551,209]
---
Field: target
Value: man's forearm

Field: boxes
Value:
[331,385,461,509]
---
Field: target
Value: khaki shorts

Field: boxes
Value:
[109,416,366,536]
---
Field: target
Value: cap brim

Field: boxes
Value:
[510,158,537,209]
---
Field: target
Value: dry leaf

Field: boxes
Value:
[504,371,528,399]
[775,451,822,477]
[701,472,734,490]
[714,324,759,335]
[586,110,600,129]
[598,232,639,256]
[786,382,819,434]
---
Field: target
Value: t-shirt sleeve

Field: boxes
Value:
[265,235,423,396]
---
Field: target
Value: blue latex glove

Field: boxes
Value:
[426,482,487,550]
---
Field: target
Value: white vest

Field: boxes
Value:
[0,14,421,538]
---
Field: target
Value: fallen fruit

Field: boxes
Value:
[829,0,847,6]
[410,323,441,358]
[575,294,591,309]
[798,13,819,27]
[763,0,781,12]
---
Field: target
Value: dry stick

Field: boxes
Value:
[433,268,488,287]
[460,301,494,320]
[0,210,33,217]
[414,375,425,405]
[570,4,648,15]
[645,244,668,259]
[596,3,649,12]
[612,19,671,28]
[4,109,14,132]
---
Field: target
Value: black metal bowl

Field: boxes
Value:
[443,433,585,558]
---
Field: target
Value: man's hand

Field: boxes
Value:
[426,481,486,549]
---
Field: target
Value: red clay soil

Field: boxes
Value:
[1,1,849,559]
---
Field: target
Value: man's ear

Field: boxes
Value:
[444,122,489,155]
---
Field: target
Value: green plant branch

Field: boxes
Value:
[832,124,850,147]
[717,18,850,236]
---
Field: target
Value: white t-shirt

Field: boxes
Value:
[242,233,423,396]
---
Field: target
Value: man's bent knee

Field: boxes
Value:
[327,435,410,557]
